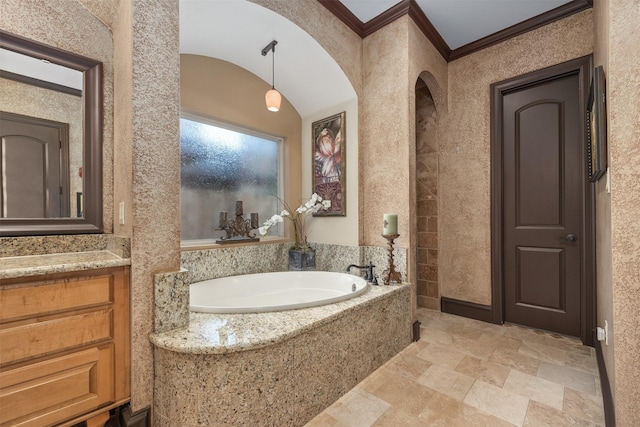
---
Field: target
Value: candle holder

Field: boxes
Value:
[216,201,260,244]
[381,233,403,285]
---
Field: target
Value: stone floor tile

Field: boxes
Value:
[478,332,522,352]
[524,400,603,427]
[537,361,597,395]
[416,364,476,401]
[563,387,606,425]
[518,340,568,365]
[463,380,530,426]
[484,415,519,426]
[385,346,433,379]
[419,327,455,345]
[372,407,431,426]
[565,351,600,376]
[454,355,511,387]
[418,392,491,427]
[489,347,540,376]
[361,366,435,417]
[503,369,565,410]
[305,411,350,427]
[416,341,466,369]
[325,388,390,426]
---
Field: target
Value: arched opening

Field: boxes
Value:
[415,77,439,310]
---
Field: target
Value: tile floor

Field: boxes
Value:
[306,308,605,426]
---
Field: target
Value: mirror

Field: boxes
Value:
[0,30,103,236]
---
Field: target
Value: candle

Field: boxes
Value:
[219,212,228,228]
[383,214,398,235]
[250,213,258,229]
[235,201,243,216]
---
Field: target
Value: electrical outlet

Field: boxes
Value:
[119,201,125,225]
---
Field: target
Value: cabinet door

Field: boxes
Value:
[0,344,114,427]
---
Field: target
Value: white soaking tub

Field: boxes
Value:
[189,271,369,313]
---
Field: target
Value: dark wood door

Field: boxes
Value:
[501,72,583,337]
[0,111,69,218]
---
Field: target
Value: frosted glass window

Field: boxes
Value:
[180,116,281,241]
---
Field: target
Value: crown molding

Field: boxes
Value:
[449,0,593,61]
[317,0,593,63]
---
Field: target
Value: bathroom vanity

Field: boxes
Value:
[0,252,130,426]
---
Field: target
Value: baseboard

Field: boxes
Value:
[594,338,616,427]
[440,297,494,323]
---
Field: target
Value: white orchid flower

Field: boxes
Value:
[258,226,268,236]
[270,214,284,223]
[281,210,290,217]
[322,200,331,209]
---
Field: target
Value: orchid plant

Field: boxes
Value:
[259,193,331,250]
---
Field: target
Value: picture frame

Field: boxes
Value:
[587,65,607,182]
[312,111,346,216]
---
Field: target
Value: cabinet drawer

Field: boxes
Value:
[0,310,112,366]
[0,344,114,427]
[0,276,112,322]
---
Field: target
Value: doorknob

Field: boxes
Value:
[566,234,577,243]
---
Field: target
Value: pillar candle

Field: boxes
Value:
[235,201,243,216]
[383,214,398,235]
[250,213,258,229]
[219,212,228,228]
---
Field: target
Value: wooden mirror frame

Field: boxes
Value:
[0,30,103,236]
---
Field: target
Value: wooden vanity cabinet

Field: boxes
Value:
[0,266,130,427]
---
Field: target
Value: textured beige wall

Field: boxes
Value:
[0,0,114,232]
[592,0,616,402]
[111,0,181,412]
[361,17,411,251]
[180,54,302,239]
[607,0,640,423]
[441,10,594,305]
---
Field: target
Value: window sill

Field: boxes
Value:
[180,236,290,252]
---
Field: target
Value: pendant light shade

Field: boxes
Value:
[265,88,281,112]
[261,40,280,113]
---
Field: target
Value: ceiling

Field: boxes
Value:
[180,0,591,118]
[338,0,572,50]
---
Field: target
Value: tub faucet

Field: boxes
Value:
[346,262,378,285]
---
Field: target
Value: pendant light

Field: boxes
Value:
[261,40,281,112]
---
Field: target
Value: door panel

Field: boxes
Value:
[0,112,69,218]
[502,73,582,337]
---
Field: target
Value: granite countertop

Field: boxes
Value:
[150,283,409,355]
[0,250,131,280]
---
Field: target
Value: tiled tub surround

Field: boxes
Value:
[151,283,411,426]
[151,242,410,426]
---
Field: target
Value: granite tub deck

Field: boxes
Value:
[150,283,412,427]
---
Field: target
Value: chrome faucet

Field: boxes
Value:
[346,262,378,285]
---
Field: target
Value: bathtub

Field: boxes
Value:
[189,271,369,314]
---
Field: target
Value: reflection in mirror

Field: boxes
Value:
[0,30,103,236]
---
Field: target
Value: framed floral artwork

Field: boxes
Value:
[587,65,607,182]
[312,111,346,216]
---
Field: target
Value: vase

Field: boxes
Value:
[288,248,316,271]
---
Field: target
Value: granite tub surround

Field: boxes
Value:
[154,243,408,334]
[152,283,411,426]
